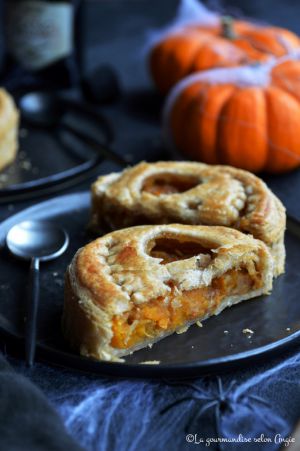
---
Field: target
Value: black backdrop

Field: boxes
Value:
[82,0,300,88]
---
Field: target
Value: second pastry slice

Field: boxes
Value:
[90,161,286,276]
[63,224,273,361]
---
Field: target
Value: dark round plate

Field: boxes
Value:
[0,99,113,202]
[0,192,299,378]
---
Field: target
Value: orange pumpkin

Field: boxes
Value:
[150,17,300,94]
[166,59,300,174]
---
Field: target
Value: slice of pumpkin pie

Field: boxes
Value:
[90,161,286,277]
[63,224,273,361]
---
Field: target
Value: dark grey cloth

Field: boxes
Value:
[8,348,300,451]
[0,354,83,451]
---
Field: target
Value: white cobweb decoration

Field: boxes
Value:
[163,62,273,123]
[145,0,219,52]
[162,62,273,153]
[23,349,300,451]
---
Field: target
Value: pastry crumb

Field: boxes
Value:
[140,360,160,365]
[19,128,28,138]
[20,160,32,170]
[196,321,203,328]
[224,330,229,334]
[286,327,291,331]
[243,328,254,335]
[176,325,189,334]
[148,343,153,349]
[0,174,8,182]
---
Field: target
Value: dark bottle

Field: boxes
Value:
[0,0,83,93]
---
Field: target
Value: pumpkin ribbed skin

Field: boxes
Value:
[272,59,300,100]
[169,61,300,174]
[150,20,300,94]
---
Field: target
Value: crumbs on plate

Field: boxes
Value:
[243,328,254,335]
[176,325,189,334]
[140,360,161,365]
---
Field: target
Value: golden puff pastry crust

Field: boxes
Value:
[91,161,286,276]
[63,224,273,361]
[0,89,19,171]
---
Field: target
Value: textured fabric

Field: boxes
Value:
[0,354,83,451]
[8,348,300,451]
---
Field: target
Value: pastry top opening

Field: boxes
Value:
[142,173,201,196]
[147,235,215,264]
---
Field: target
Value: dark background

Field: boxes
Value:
[80,0,300,221]
[82,0,300,91]
[2,0,300,90]
[1,0,300,217]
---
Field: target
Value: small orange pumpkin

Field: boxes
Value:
[150,16,300,94]
[166,59,300,174]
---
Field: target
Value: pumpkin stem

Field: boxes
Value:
[221,16,237,40]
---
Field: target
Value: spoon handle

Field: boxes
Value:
[26,257,40,367]
[61,122,130,167]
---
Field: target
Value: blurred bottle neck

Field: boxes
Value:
[0,0,84,93]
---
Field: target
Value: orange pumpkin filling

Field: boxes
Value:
[111,267,260,349]
[142,173,201,196]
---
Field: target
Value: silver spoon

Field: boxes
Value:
[6,220,69,367]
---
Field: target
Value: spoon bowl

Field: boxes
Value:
[7,220,69,261]
[19,91,64,128]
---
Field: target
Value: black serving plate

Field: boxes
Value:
[0,99,113,202]
[0,191,300,378]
